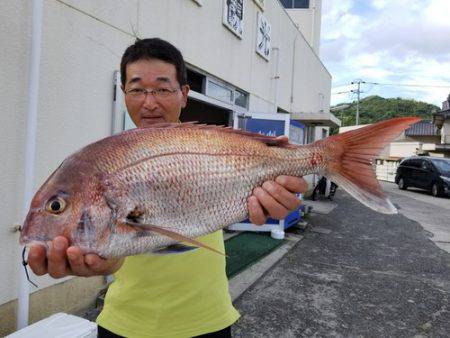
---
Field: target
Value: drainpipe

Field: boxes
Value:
[289,34,298,112]
[17,0,43,329]
[272,47,280,113]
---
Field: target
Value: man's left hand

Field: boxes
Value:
[248,175,308,225]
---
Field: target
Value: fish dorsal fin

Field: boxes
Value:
[125,220,225,256]
[124,122,297,148]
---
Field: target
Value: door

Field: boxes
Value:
[420,160,434,189]
[408,159,422,188]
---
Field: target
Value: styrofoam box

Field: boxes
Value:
[7,313,97,338]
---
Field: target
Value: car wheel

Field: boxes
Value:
[431,183,442,197]
[398,178,407,190]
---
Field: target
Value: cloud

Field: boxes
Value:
[321,0,450,106]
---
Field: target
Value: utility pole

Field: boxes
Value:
[350,79,365,125]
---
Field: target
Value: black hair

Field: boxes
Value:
[120,38,187,88]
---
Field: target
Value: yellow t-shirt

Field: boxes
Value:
[96,231,240,338]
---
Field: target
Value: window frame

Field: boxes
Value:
[280,0,310,9]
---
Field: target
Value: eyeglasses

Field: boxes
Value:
[125,87,179,100]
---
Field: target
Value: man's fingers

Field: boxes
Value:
[67,246,93,277]
[253,187,288,220]
[84,254,108,273]
[262,181,302,211]
[85,255,124,275]
[28,245,48,276]
[248,195,267,226]
[47,236,71,278]
[275,176,308,194]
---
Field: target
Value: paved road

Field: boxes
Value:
[381,181,450,253]
[232,186,450,337]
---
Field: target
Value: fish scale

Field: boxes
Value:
[20,118,420,257]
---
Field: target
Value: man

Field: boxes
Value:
[29,38,307,337]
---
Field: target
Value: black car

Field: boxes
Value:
[395,156,450,197]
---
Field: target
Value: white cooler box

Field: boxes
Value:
[7,313,97,338]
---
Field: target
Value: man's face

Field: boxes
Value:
[123,59,189,128]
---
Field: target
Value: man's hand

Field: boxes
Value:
[28,236,124,279]
[248,175,308,225]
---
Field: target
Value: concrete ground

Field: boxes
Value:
[231,183,450,337]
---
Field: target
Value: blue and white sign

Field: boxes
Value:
[245,118,285,137]
[289,120,305,145]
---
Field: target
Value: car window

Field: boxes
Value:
[410,159,422,168]
[421,161,431,171]
[401,159,415,166]
[431,158,450,175]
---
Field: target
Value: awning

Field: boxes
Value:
[291,111,341,127]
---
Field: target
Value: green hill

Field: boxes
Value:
[332,96,440,128]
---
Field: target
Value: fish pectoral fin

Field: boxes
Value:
[150,243,198,255]
[125,221,225,256]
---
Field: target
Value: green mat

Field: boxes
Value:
[225,232,285,278]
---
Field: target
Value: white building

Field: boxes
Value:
[0,0,336,333]
[432,96,450,156]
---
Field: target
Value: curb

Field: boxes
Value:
[228,233,303,301]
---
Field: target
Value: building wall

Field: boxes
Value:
[0,0,330,329]
[286,0,322,55]
[442,120,450,144]
[390,142,422,158]
[314,125,329,141]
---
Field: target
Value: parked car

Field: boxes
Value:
[395,156,450,197]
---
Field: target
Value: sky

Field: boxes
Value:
[321,0,450,108]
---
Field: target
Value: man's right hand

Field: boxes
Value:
[28,236,124,279]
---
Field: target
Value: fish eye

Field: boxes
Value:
[46,197,66,214]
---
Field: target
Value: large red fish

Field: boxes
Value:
[20,117,419,257]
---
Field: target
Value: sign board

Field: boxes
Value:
[289,120,305,145]
[256,12,271,61]
[223,0,244,38]
[233,112,290,136]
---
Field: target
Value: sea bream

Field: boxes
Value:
[20,117,419,257]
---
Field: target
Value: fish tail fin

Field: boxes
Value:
[320,117,420,214]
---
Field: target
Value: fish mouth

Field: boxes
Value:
[20,239,51,253]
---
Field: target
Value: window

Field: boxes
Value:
[280,0,309,9]
[294,0,310,8]
[401,159,411,166]
[410,159,422,168]
[234,89,248,108]
[206,80,234,103]
[421,161,431,171]
[187,69,205,93]
[431,158,450,173]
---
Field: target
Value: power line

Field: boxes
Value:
[332,90,352,95]
[365,81,450,89]
[334,81,450,90]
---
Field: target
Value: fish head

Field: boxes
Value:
[20,159,111,252]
